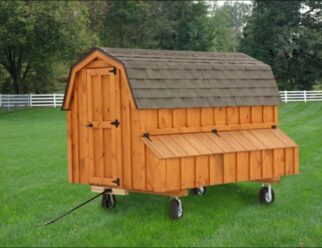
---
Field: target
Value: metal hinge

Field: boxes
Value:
[109,67,117,75]
[212,128,220,137]
[143,133,152,141]
[112,177,120,186]
[272,125,277,129]
[111,119,120,127]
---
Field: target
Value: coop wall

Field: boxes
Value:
[122,94,280,191]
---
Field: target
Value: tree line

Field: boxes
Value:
[0,0,321,94]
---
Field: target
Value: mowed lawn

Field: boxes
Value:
[0,103,322,247]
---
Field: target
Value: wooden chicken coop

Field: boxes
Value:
[62,47,299,219]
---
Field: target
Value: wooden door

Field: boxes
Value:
[86,68,120,186]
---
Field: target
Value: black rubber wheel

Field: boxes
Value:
[170,198,183,220]
[191,187,207,196]
[101,193,116,209]
[259,186,275,204]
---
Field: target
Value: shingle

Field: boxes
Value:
[99,47,280,109]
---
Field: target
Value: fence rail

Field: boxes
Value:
[0,93,64,110]
[0,91,321,110]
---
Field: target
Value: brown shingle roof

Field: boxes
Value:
[100,47,281,109]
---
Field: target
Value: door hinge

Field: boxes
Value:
[112,177,120,186]
[111,119,120,127]
[86,122,93,128]
[212,128,220,136]
[109,67,117,75]
[143,133,152,141]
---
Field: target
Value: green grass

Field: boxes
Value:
[0,104,322,247]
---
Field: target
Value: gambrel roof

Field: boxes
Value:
[63,47,281,110]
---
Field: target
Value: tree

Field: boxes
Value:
[100,1,214,51]
[211,2,252,52]
[0,1,92,93]
[156,1,214,51]
[239,0,322,90]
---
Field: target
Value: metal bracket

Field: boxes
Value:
[212,128,220,136]
[109,67,117,75]
[112,177,120,186]
[272,125,277,129]
[111,119,120,127]
[85,122,93,128]
[143,133,152,141]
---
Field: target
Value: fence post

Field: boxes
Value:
[284,90,288,103]
[0,94,2,108]
[53,93,56,108]
[304,90,307,103]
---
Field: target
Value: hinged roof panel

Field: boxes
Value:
[141,129,297,159]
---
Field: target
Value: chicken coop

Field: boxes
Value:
[62,47,299,219]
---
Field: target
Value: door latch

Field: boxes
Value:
[85,122,93,128]
[111,119,120,127]
[112,177,120,186]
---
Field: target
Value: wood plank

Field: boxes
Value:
[79,69,88,183]
[157,135,188,157]
[187,108,201,127]
[214,107,227,125]
[285,148,294,175]
[249,129,277,149]
[182,133,212,154]
[274,149,285,177]
[213,154,224,184]
[86,72,94,182]
[86,59,110,69]
[273,106,278,124]
[236,152,249,182]
[67,111,73,182]
[146,149,166,192]
[140,110,158,132]
[262,150,273,178]
[166,158,181,191]
[71,83,79,183]
[113,70,123,186]
[218,132,245,152]
[251,106,263,124]
[173,109,187,127]
[227,107,239,125]
[239,106,251,124]
[169,134,200,156]
[239,130,267,150]
[249,151,262,180]
[223,153,236,183]
[158,109,173,128]
[146,136,177,158]
[263,106,274,123]
[194,133,223,153]
[120,73,132,188]
[181,157,195,189]
[131,109,146,190]
[201,108,213,126]
[195,156,209,186]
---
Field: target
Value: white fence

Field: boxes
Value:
[0,91,321,110]
[0,93,64,110]
[279,91,322,103]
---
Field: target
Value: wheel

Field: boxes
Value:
[101,193,116,209]
[259,186,275,204]
[170,198,183,220]
[191,187,207,196]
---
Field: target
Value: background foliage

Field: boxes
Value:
[0,0,321,93]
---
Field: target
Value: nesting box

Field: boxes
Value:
[62,47,299,219]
